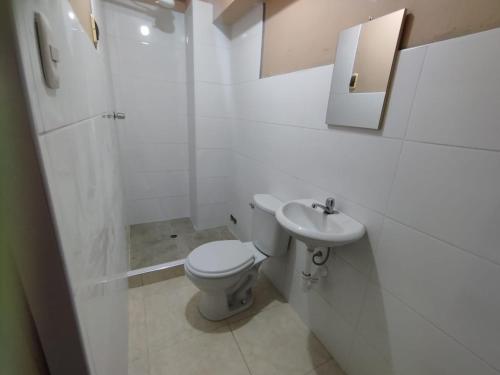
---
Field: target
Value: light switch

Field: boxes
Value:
[49,45,60,63]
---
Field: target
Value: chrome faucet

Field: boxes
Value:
[312,197,337,215]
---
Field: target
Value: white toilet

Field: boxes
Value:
[184,194,287,321]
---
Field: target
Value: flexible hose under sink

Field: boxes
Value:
[312,247,331,266]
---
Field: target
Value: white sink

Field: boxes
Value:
[276,199,365,248]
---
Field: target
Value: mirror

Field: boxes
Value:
[69,0,99,48]
[326,9,406,129]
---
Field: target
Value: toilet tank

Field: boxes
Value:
[251,194,287,257]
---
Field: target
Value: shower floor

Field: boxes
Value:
[129,218,236,270]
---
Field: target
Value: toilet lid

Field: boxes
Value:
[186,241,255,278]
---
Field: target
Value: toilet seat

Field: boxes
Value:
[186,240,256,279]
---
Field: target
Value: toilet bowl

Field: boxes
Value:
[185,194,287,321]
[185,241,267,320]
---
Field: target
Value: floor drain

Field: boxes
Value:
[170,234,178,239]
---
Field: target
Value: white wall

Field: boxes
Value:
[186,0,234,230]
[12,0,128,374]
[103,0,190,225]
[229,8,500,375]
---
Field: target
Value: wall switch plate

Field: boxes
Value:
[34,12,60,89]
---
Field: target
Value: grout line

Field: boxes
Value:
[402,46,429,140]
[232,116,404,140]
[142,302,152,375]
[127,259,185,278]
[231,149,388,217]
[38,112,109,136]
[404,138,500,154]
[130,142,190,145]
[125,169,188,174]
[343,270,373,371]
[368,278,500,374]
[233,146,500,269]
[379,47,429,216]
[126,194,189,202]
[310,357,336,374]
[382,216,500,269]
[231,105,500,156]
[230,330,253,375]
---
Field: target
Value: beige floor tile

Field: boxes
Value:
[231,304,331,375]
[148,328,250,375]
[227,274,287,324]
[141,265,185,286]
[306,359,346,375]
[129,288,148,364]
[143,276,228,352]
[141,274,192,297]
[129,357,150,375]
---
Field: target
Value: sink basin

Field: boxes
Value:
[276,199,365,248]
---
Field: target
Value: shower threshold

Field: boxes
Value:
[127,258,186,288]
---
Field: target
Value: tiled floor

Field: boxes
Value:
[129,274,346,375]
[129,218,236,270]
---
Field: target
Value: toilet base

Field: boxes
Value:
[198,289,254,321]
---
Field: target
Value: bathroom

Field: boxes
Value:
[2,0,500,374]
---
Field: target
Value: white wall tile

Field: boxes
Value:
[347,336,394,375]
[333,199,383,277]
[297,289,355,371]
[108,36,186,83]
[316,255,369,327]
[159,195,190,219]
[196,149,232,178]
[234,66,333,129]
[407,28,500,151]
[387,141,500,264]
[231,33,262,83]
[126,143,188,172]
[381,46,427,139]
[38,115,128,374]
[357,284,498,375]
[14,0,128,372]
[127,198,164,224]
[195,202,230,229]
[228,10,500,375]
[127,195,189,225]
[118,114,188,145]
[375,219,500,370]
[234,119,403,213]
[195,116,232,148]
[105,0,190,225]
[103,0,186,47]
[194,42,231,84]
[124,170,189,200]
[114,76,187,121]
[14,0,112,133]
[191,0,231,49]
[194,82,232,118]
[273,245,356,369]
[333,133,403,213]
[197,177,232,204]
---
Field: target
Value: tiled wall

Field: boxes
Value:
[229,8,500,375]
[186,0,234,230]
[103,0,190,225]
[12,0,128,374]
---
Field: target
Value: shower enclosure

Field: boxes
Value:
[103,0,235,273]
